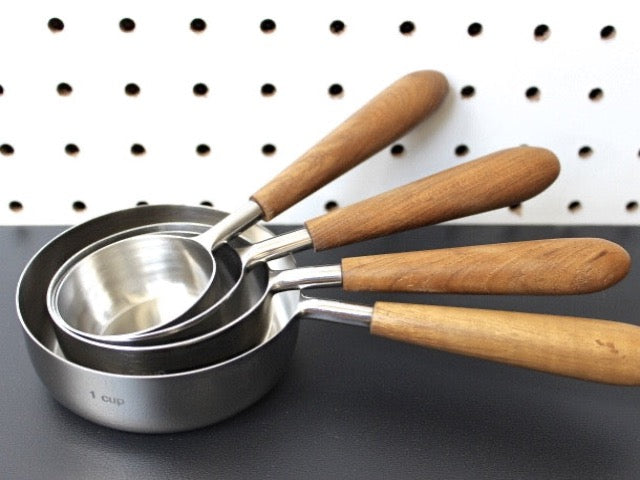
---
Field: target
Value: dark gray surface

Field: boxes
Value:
[2,224,640,480]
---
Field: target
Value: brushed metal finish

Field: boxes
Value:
[17,205,300,433]
[47,201,263,338]
[80,227,315,345]
[41,230,291,374]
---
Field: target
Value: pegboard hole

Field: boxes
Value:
[125,83,140,96]
[589,88,603,101]
[325,200,339,211]
[600,25,616,40]
[65,143,80,156]
[57,82,73,96]
[9,201,23,212]
[131,143,146,156]
[0,144,14,156]
[119,18,136,32]
[328,83,343,97]
[193,83,208,96]
[578,146,593,158]
[200,200,213,207]
[525,86,540,101]
[330,20,345,34]
[399,21,415,35]
[568,200,582,213]
[455,144,469,156]
[261,83,276,96]
[534,24,550,41]
[48,18,64,32]
[196,144,210,156]
[190,18,207,33]
[260,19,276,33]
[73,201,86,212]
[460,85,475,98]
[0,84,4,95]
[262,144,276,156]
[390,144,405,156]
[626,201,638,213]
[467,22,483,36]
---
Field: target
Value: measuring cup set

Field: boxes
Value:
[16,71,640,433]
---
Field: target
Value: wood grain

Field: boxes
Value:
[341,238,630,294]
[305,146,560,251]
[251,70,448,220]
[371,303,640,385]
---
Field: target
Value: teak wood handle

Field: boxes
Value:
[341,238,630,295]
[371,303,640,385]
[305,146,560,251]
[251,70,449,220]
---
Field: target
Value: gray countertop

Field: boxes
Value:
[2,224,639,479]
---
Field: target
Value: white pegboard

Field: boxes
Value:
[0,0,638,225]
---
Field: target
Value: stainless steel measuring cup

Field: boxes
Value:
[46,70,449,337]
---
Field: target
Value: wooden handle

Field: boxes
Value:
[371,303,640,385]
[305,146,560,251]
[251,70,449,220]
[341,238,630,295]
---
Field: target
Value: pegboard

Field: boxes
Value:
[1,0,638,225]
